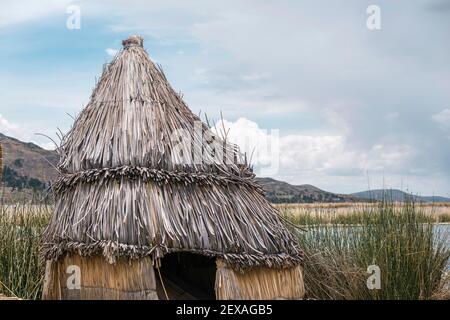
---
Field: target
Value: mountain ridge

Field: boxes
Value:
[351,189,450,203]
[0,132,58,190]
[1,132,449,203]
[255,177,358,203]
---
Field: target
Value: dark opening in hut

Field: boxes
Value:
[156,253,216,300]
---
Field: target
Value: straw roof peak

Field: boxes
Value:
[122,35,144,48]
[58,35,248,175]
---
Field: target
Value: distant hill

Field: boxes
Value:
[255,179,450,204]
[1,132,449,204]
[351,189,450,203]
[0,133,58,192]
[255,177,357,203]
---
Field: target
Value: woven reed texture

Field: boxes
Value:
[215,260,304,300]
[42,254,157,300]
[42,35,303,270]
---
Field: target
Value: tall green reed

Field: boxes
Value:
[0,205,50,299]
[294,200,450,299]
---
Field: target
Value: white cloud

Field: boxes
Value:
[105,48,119,57]
[364,144,415,172]
[214,118,279,170]
[0,114,57,150]
[216,117,415,180]
[0,114,23,138]
[0,0,73,28]
[432,108,450,130]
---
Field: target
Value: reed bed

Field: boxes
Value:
[0,201,449,299]
[291,201,450,299]
[0,204,51,299]
[279,202,450,225]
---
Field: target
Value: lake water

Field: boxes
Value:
[434,224,450,245]
[434,224,450,270]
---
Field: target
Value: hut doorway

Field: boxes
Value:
[156,253,216,300]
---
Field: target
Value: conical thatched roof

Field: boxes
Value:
[43,35,302,270]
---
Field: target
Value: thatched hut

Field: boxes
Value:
[42,35,304,300]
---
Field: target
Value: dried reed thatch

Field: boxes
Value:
[42,35,304,299]
[215,260,304,299]
[42,255,157,300]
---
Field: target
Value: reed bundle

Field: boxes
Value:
[215,260,304,299]
[42,255,157,300]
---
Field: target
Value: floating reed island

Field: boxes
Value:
[41,35,304,300]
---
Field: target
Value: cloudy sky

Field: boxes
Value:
[0,0,449,196]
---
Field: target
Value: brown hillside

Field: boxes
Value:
[0,133,59,183]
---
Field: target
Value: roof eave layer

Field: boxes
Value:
[43,178,303,270]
